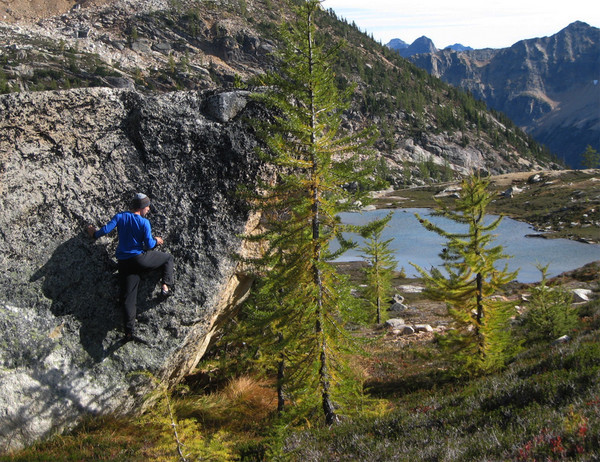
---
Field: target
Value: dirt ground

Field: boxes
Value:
[0,0,112,22]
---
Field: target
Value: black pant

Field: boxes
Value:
[118,251,174,335]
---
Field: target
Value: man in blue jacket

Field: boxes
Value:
[87,193,174,341]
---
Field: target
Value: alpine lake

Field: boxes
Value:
[333,170,600,283]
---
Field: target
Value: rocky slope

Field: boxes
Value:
[408,21,600,167]
[0,0,559,181]
[0,87,265,452]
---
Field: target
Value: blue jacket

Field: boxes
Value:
[94,212,157,260]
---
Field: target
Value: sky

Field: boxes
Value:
[321,0,600,49]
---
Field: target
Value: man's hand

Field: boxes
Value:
[86,225,96,238]
[155,236,164,246]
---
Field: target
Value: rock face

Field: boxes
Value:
[408,21,600,167]
[0,87,264,451]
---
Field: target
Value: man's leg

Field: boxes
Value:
[136,251,174,287]
[119,260,141,337]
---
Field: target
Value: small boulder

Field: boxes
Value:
[572,288,593,302]
[389,302,408,314]
[414,324,433,333]
[528,173,544,184]
[502,185,523,198]
[384,318,406,329]
[204,91,251,123]
[393,325,415,336]
[392,294,405,304]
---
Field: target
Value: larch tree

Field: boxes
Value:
[581,145,600,169]
[360,213,397,324]
[412,175,519,375]
[241,0,378,424]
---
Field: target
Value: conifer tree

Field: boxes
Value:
[412,175,519,374]
[581,145,600,169]
[242,0,377,424]
[521,265,577,342]
[360,213,397,324]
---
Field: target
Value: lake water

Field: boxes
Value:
[334,208,600,283]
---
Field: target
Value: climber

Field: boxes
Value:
[87,192,174,341]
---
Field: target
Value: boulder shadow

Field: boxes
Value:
[30,234,123,362]
[31,233,170,362]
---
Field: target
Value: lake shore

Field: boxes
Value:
[371,169,600,244]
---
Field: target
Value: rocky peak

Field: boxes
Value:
[407,21,600,167]
[386,37,409,51]
[395,35,438,58]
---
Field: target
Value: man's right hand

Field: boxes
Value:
[86,225,96,238]
[155,236,164,246]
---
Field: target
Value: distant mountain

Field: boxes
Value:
[387,36,437,57]
[387,38,409,50]
[387,37,473,57]
[406,21,600,167]
[444,43,473,51]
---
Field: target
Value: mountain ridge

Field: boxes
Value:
[402,21,600,167]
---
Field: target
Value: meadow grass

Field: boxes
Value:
[3,292,598,461]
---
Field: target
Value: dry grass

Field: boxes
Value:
[176,375,278,433]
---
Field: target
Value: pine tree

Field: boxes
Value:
[241,0,377,425]
[360,213,397,324]
[581,145,600,169]
[412,175,519,375]
[521,265,577,342]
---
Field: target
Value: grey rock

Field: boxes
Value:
[392,294,405,304]
[0,87,265,451]
[572,288,593,302]
[553,335,571,344]
[392,326,415,336]
[203,91,252,123]
[131,39,152,53]
[389,302,408,313]
[104,76,135,89]
[152,42,172,53]
[502,185,523,198]
[414,324,434,333]
[528,173,544,184]
[384,318,406,329]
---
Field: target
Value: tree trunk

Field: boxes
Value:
[307,5,337,426]
[277,333,285,413]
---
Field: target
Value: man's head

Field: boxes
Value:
[131,193,151,216]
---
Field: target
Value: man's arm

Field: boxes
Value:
[87,215,118,239]
[142,220,158,249]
